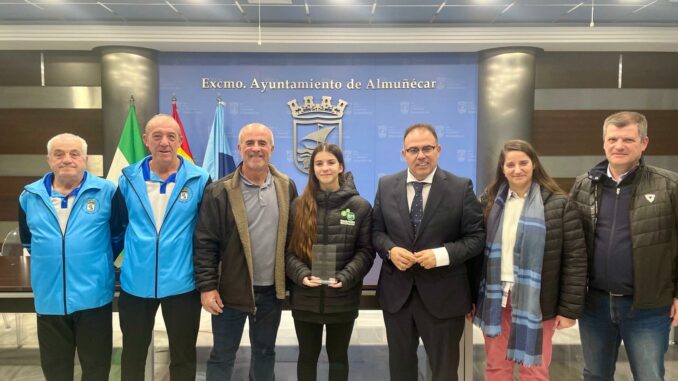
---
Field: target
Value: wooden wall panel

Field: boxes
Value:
[0,52,41,86]
[533,110,678,156]
[0,109,103,154]
[0,176,40,221]
[535,53,619,89]
[622,53,678,89]
[554,178,576,193]
[44,51,101,87]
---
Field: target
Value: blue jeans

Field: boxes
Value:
[579,288,671,381]
[206,286,282,381]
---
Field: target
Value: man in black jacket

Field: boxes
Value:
[194,123,297,381]
[372,123,485,381]
[571,111,678,381]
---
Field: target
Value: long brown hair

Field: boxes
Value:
[287,143,345,262]
[482,140,563,221]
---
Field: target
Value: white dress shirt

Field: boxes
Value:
[406,168,449,267]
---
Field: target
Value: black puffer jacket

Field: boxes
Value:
[571,159,678,308]
[286,173,374,315]
[479,186,588,320]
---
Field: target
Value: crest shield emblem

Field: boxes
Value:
[288,96,348,174]
[85,199,97,213]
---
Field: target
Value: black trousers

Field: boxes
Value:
[293,318,356,381]
[37,302,113,381]
[383,289,465,381]
[118,289,202,381]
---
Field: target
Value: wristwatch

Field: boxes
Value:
[387,248,392,261]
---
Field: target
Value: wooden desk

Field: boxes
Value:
[0,256,34,313]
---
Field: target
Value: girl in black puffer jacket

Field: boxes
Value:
[286,143,374,381]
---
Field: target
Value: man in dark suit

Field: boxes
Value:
[372,123,485,381]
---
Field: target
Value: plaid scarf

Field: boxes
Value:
[474,182,546,366]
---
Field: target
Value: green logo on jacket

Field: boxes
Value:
[340,208,355,226]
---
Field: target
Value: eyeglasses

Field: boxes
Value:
[404,145,437,156]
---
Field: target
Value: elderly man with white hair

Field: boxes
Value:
[19,132,126,381]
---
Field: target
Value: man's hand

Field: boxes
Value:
[670,299,678,327]
[201,290,224,315]
[390,247,417,271]
[414,249,437,269]
[554,315,576,330]
[466,303,476,322]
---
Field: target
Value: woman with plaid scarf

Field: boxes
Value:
[474,140,587,380]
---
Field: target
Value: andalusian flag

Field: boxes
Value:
[106,101,146,185]
[172,96,194,163]
[202,99,236,180]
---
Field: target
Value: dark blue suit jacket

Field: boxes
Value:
[372,167,485,319]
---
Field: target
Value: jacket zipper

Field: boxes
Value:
[46,191,83,315]
[123,172,186,299]
[605,187,621,292]
[319,192,330,314]
[61,233,67,314]
[154,184,183,298]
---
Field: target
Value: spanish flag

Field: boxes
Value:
[172,96,194,163]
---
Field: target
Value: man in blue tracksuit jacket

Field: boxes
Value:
[117,114,210,381]
[18,133,125,381]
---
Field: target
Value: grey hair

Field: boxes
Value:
[238,123,275,146]
[46,133,88,156]
[603,111,648,140]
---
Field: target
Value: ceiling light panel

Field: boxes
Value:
[105,3,186,21]
[495,5,573,23]
[308,4,372,23]
[435,5,504,23]
[174,4,246,22]
[86,0,163,4]
[375,0,449,5]
[558,4,645,23]
[245,0,293,4]
[239,4,306,23]
[0,4,47,21]
[616,3,678,23]
[18,3,124,21]
[371,5,441,23]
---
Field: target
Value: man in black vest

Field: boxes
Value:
[571,111,678,381]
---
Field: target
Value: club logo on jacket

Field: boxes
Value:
[288,95,347,174]
[85,199,97,213]
[179,187,190,202]
[645,193,655,203]
[340,208,355,226]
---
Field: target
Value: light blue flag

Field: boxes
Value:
[202,100,236,179]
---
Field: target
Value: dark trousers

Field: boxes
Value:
[383,289,465,381]
[118,289,202,381]
[293,319,355,381]
[37,302,113,381]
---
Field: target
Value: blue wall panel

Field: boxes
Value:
[158,52,478,204]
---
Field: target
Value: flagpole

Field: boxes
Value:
[172,94,195,163]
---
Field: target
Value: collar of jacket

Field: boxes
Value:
[121,155,205,214]
[588,156,645,184]
[25,170,103,217]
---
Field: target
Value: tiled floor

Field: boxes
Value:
[0,311,676,380]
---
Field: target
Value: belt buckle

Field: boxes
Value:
[609,291,625,297]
